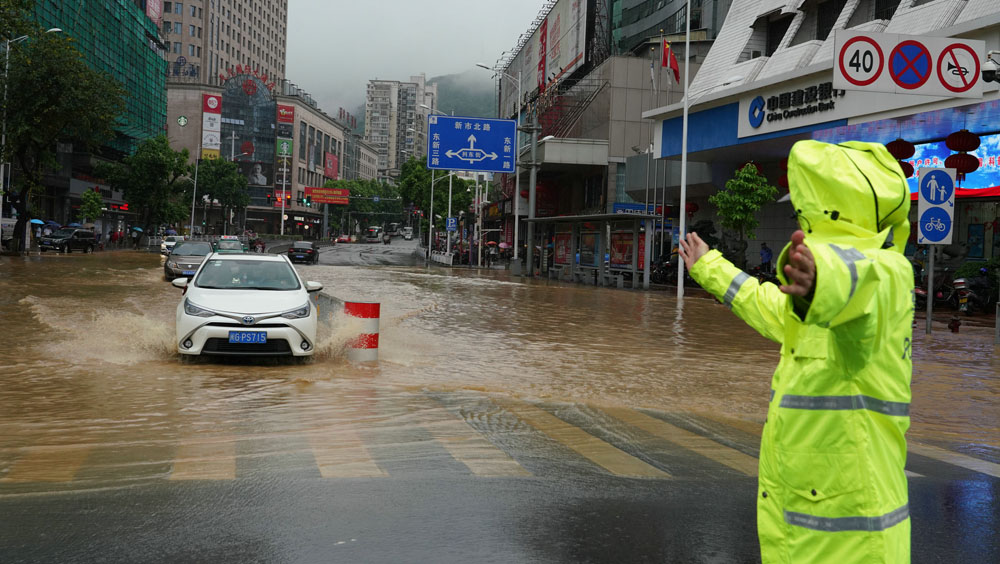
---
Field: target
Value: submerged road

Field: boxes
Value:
[0,246,997,563]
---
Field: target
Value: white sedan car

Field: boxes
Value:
[172,253,323,357]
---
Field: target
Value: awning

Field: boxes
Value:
[909,186,1000,200]
[523,212,660,224]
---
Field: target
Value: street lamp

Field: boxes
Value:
[476,62,522,261]
[1,28,61,239]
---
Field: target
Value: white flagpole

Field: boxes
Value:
[677,0,692,300]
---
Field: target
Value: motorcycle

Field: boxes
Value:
[382,233,391,245]
[749,264,780,286]
[913,266,958,310]
[954,268,994,315]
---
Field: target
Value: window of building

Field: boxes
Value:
[174,22,182,34]
[874,0,901,19]
[164,2,172,13]
[162,21,170,34]
[173,42,181,54]
[174,3,183,15]
[299,122,307,160]
[190,4,196,17]
[817,0,847,40]
[188,44,195,56]
[189,24,195,36]
[766,15,794,56]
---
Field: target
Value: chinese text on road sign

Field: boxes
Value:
[917,168,955,245]
[427,116,517,173]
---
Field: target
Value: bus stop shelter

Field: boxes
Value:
[523,212,661,289]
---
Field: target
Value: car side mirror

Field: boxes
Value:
[305,281,323,293]
[171,278,189,289]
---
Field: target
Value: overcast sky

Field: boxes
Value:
[286,0,544,116]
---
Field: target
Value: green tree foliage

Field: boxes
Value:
[396,156,471,234]
[197,157,248,231]
[322,177,403,235]
[709,163,778,241]
[3,2,127,251]
[77,189,104,223]
[96,136,192,233]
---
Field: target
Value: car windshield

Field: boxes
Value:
[165,236,182,243]
[292,242,312,249]
[171,242,213,256]
[51,229,75,238]
[216,240,243,250]
[195,259,301,290]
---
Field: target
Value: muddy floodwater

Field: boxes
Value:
[1,251,997,482]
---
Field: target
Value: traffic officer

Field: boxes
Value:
[679,140,913,563]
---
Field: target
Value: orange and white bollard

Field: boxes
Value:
[344,301,379,363]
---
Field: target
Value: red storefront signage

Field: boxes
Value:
[305,187,349,205]
[203,94,222,114]
[554,233,571,265]
[277,104,295,123]
[324,152,338,179]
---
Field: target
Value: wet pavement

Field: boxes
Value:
[0,244,997,562]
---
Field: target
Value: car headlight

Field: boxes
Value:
[183,298,216,317]
[280,302,311,319]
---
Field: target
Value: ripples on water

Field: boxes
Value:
[0,251,996,472]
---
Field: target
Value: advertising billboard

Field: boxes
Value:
[201,93,222,158]
[145,0,163,26]
[324,152,339,179]
[277,104,295,123]
[905,133,1000,191]
[500,0,589,119]
[305,187,349,205]
[237,161,274,187]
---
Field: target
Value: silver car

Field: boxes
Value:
[164,241,214,281]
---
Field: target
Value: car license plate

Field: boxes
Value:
[959,297,968,304]
[42,241,51,246]
[294,254,304,259]
[228,331,266,344]
[182,270,196,276]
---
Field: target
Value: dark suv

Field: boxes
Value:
[40,228,96,253]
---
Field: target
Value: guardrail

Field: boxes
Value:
[430,251,454,266]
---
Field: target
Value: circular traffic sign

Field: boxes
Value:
[838,36,884,86]
[889,40,932,89]
[920,169,954,204]
[937,43,981,93]
[919,208,951,243]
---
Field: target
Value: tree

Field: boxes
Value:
[196,158,248,234]
[3,5,127,251]
[96,136,192,234]
[77,189,104,223]
[708,163,778,268]
[396,156,471,235]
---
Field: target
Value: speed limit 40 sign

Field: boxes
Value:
[834,31,984,98]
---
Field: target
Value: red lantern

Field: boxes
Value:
[945,152,979,175]
[946,129,980,152]
[520,190,529,199]
[886,138,915,160]
[685,202,699,218]
[897,160,914,178]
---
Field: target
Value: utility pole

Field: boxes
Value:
[523,109,540,277]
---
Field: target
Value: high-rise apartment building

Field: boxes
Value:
[364,75,437,182]
[160,0,287,84]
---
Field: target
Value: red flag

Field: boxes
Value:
[662,40,680,83]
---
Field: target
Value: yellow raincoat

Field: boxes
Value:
[689,140,913,563]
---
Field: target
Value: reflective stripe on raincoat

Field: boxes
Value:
[689,140,913,563]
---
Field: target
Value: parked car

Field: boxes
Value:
[336,234,351,244]
[172,254,323,358]
[160,235,185,255]
[164,241,214,281]
[40,228,96,253]
[402,227,413,240]
[287,241,319,264]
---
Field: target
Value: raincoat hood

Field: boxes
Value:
[786,140,910,253]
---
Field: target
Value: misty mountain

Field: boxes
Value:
[430,70,497,118]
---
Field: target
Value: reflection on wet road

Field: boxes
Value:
[0,249,997,562]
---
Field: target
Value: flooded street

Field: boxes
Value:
[1,247,998,562]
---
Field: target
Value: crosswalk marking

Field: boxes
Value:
[0,445,91,483]
[909,442,1000,479]
[169,439,236,480]
[425,418,531,477]
[603,408,759,476]
[306,427,387,478]
[499,401,669,478]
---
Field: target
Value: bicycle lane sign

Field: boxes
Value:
[917,168,955,244]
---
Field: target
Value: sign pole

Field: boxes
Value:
[926,248,934,335]
[280,165,287,236]
[427,169,435,263]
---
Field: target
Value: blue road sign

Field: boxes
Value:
[426,116,517,173]
[446,217,458,232]
[919,169,954,205]
[889,40,931,89]
[372,196,380,203]
[919,207,951,243]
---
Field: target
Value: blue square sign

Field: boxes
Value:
[426,116,517,173]
[446,217,458,232]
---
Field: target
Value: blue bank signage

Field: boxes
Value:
[426,116,517,173]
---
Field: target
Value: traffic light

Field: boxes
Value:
[266,193,273,204]
[305,196,312,207]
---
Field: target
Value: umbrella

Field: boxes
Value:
[485,241,498,246]
[67,222,82,227]
[498,242,511,249]
[30,219,44,225]
[165,229,177,235]
[131,226,143,232]
[45,220,60,225]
